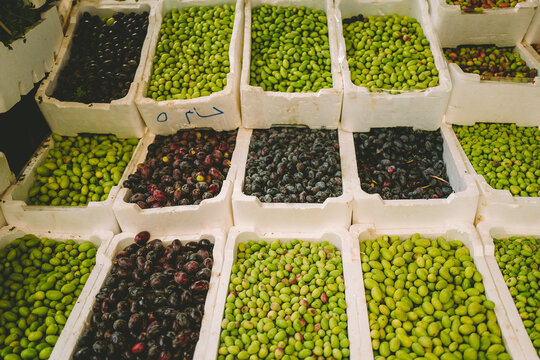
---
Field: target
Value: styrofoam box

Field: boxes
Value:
[476,221,540,360]
[428,0,538,48]
[444,43,540,126]
[240,0,343,129]
[0,6,63,113]
[346,127,479,227]
[442,121,540,224]
[0,226,114,360]
[349,223,526,360]
[336,0,452,132]
[113,129,245,234]
[232,128,353,232]
[0,132,149,234]
[56,229,225,360]
[135,0,244,135]
[205,227,362,360]
[35,2,157,138]
[0,153,16,227]
[523,6,540,64]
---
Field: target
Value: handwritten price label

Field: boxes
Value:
[156,107,224,124]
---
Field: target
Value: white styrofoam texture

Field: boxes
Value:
[0,132,149,234]
[348,127,478,227]
[336,0,452,132]
[444,44,540,126]
[442,121,540,224]
[240,0,343,129]
[232,128,353,232]
[205,227,362,360]
[349,223,526,360]
[35,2,157,138]
[0,6,63,113]
[0,153,16,227]
[476,221,540,360]
[135,0,244,134]
[0,226,114,360]
[113,129,245,234]
[525,4,540,44]
[57,229,226,360]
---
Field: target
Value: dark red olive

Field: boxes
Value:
[131,342,144,354]
[202,258,213,269]
[134,231,150,245]
[190,280,209,292]
[128,313,143,332]
[174,272,189,285]
[170,239,182,252]
[183,261,199,274]
[150,273,167,289]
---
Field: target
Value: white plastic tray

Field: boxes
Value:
[348,127,478,227]
[349,223,526,360]
[0,6,63,113]
[442,121,540,224]
[35,2,157,138]
[205,226,362,360]
[240,0,344,129]
[135,0,244,135]
[56,229,226,360]
[0,225,114,360]
[476,221,540,360]
[232,128,353,232]
[0,132,149,234]
[336,0,452,132]
[428,0,538,47]
[444,43,540,126]
[113,129,244,234]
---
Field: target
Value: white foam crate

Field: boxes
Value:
[523,7,540,64]
[0,132,149,234]
[444,43,540,126]
[476,221,540,360]
[336,0,452,132]
[240,0,343,129]
[232,128,353,232]
[428,0,538,47]
[349,223,526,360]
[205,226,363,360]
[135,0,244,135]
[35,2,157,138]
[0,153,15,227]
[0,225,114,360]
[347,127,478,227]
[442,121,540,224]
[55,229,226,360]
[0,6,63,113]
[113,129,245,234]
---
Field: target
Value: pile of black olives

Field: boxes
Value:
[243,127,343,203]
[53,12,149,103]
[354,127,453,200]
[73,231,214,360]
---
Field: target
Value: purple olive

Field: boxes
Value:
[149,273,168,289]
[182,261,199,274]
[134,231,150,245]
[189,280,209,292]
[174,272,189,286]
[202,258,213,269]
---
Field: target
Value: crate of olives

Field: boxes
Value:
[0,226,113,360]
[335,0,452,132]
[57,229,225,360]
[0,5,63,113]
[206,227,363,360]
[240,0,343,129]
[134,0,244,135]
[345,126,478,227]
[113,129,244,234]
[443,43,540,125]
[232,127,354,232]
[0,132,149,234]
[349,224,527,360]
[476,221,540,360]
[35,2,157,138]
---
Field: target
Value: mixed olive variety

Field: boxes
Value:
[354,128,453,200]
[445,0,526,12]
[53,12,149,103]
[494,236,540,357]
[343,14,439,92]
[453,123,540,197]
[123,129,237,208]
[218,239,350,360]
[444,45,538,82]
[0,234,97,360]
[361,234,511,359]
[73,232,214,360]
[28,134,138,206]
[243,127,343,203]
[250,5,333,92]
